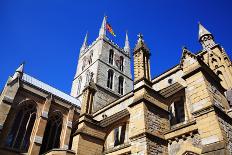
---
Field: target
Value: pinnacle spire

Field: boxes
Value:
[134,33,149,52]
[12,62,24,79]
[80,32,88,53]
[99,16,107,38]
[124,31,130,55]
[198,22,212,40]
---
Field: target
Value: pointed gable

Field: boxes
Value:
[180,47,198,71]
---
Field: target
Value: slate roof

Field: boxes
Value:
[22,73,81,107]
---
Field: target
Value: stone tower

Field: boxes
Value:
[70,16,133,112]
[198,23,232,89]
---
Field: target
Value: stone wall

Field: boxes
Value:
[145,104,169,135]
[152,70,185,91]
[147,137,168,155]
[218,114,232,154]
[168,134,202,155]
[93,86,119,112]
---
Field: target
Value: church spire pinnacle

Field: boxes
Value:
[12,62,24,79]
[80,32,88,53]
[198,22,212,40]
[134,33,151,83]
[124,31,130,56]
[99,16,107,38]
[198,22,216,50]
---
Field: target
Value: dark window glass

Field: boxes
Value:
[107,70,114,89]
[119,56,124,71]
[118,76,124,95]
[109,50,114,64]
[6,102,36,152]
[40,111,63,154]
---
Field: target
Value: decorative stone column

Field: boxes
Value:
[61,106,75,150]
[129,34,169,155]
[72,75,106,155]
[133,33,151,83]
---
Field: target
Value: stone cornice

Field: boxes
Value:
[129,93,168,112]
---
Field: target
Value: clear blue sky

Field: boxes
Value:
[1,0,232,94]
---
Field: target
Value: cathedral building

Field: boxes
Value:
[0,17,232,155]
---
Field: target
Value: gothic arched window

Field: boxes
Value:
[6,101,37,152]
[107,70,114,89]
[118,76,124,95]
[89,51,93,64]
[85,70,90,85]
[40,111,63,154]
[119,56,124,71]
[77,77,82,95]
[109,49,114,65]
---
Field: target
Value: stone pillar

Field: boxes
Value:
[61,107,75,150]
[129,91,169,155]
[71,115,105,155]
[71,75,107,155]
[28,95,52,155]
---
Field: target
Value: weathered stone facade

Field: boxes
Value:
[0,19,232,155]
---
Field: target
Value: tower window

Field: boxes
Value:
[119,56,124,71]
[118,76,124,95]
[107,70,114,89]
[6,101,37,151]
[85,70,90,85]
[40,111,63,154]
[109,49,114,65]
[77,77,82,95]
[89,51,93,64]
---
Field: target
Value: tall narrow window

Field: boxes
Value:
[119,56,124,71]
[40,111,63,154]
[174,99,185,123]
[85,70,90,85]
[77,77,82,95]
[114,125,126,147]
[107,70,114,89]
[109,49,114,64]
[89,51,93,64]
[6,101,37,152]
[118,76,124,95]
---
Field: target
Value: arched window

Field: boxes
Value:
[6,101,37,151]
[85,70,90,85]
[119,56,124,71]
[82,57,86,71]
[77,77,82,95]
[104,123,128,150]
[109,49,114,64]
[118,76,124,95]
[89,51,93,64]
[40,111,63,154]
[107,70,114,89]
